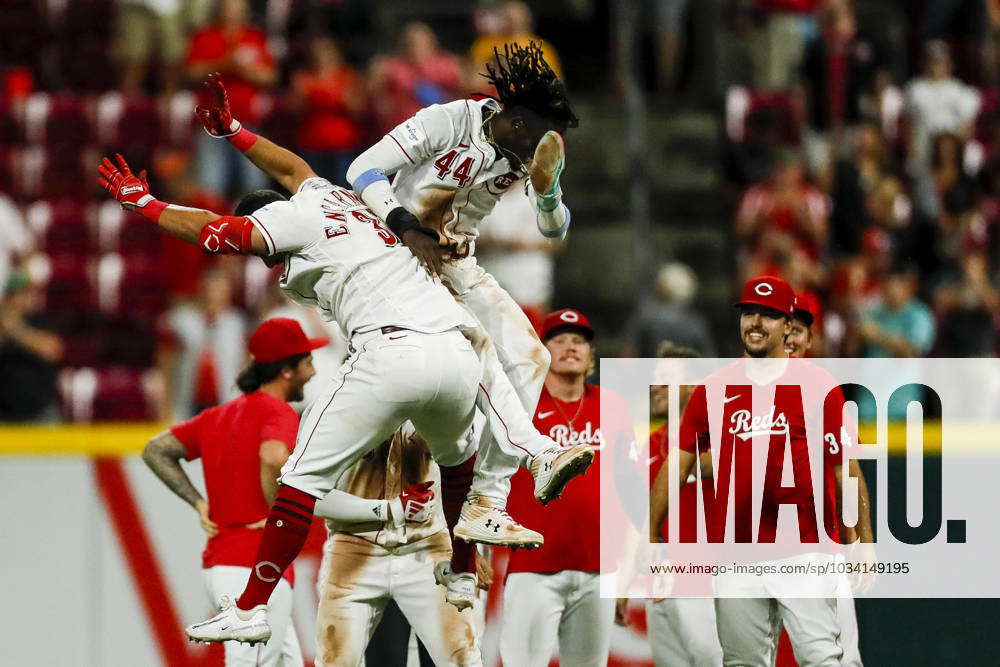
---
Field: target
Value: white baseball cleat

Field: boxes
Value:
[454,496,543,549]
[434,561,478,611]
[185,595,271,645]
[529,130,565,210]
[528,443,595,505]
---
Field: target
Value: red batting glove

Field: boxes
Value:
[389,481,435,526]
[195,72,258,151]
[97,154,167,222]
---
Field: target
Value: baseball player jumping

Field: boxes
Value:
[649,275,874,667]
[345,42,579,524]
[96,94,590,645]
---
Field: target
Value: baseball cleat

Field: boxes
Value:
[529,443,595,505]
[185,596,271,645]
[454,496,543,548]
[529,130,565,211]
[434,561,478,611]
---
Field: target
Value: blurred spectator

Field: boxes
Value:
[476,186,559,329]
[724,105,788,189]
[152,150,229,300]
[622,262,717,357]
[115,0,187,95]
[0,270,64,422]
[369,22,464,135]
[829,122,895,254]
[0,191,32,297]
[750,0,823,89]
[921,0,987,84]
[735,153,829,278]
[857,264,935,359]
[158,269,246,421]
[799,1,888,163]
[905,41,980,176]
[933,249,999,356]
[186,0,277,196]
[937,178,991,265]
[856,264,935,420]
[290,35,366,185]
[469,1,564,80]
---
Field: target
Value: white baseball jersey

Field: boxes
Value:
[386,98,526,252]
[247,177,476,339]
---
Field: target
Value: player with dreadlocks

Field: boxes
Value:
[345,41,583,598]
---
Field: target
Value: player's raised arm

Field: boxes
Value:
[196,72,316,194]
[97,153,269,256]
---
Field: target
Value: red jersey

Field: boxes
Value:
[186,26,274,123]
[505,384,635,575]
[171,391,299,582]
[679,360,848,557]
[292,67,363,152]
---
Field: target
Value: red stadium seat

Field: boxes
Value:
[726,86,802,145]
[92,93,161,161]
[37,252,94,316]
[25,198,93,254]
[59,366,158,422]
[10,146,90,200]
[90,200,162,255]
[96,253,166,320]
[19,93,90,152]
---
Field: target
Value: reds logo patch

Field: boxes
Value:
[493,172,517,190]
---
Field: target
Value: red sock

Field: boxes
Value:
[237,485,315,610]
[440,456,476,573]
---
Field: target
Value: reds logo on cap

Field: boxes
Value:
[541,308,595,341]
[733,276,795,316]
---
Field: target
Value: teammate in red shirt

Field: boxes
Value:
[499,308,634,667]
[648,275,872,666]
[142,317,326,666]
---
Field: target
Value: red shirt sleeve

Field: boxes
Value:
[679,385,708,453]
[170,411,208,460]
[260,404,299,452]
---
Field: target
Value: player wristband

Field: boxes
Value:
[386,207,439,242]
[139,199,169,223]
[227,125,259,152]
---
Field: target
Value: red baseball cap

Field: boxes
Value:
[793,291,820,327]
[541,308,595,341]
[249,318,328,362]
[734,275,795,317]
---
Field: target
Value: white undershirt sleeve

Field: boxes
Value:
[313,488,389,524]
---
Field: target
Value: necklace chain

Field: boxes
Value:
[551,390,586,428]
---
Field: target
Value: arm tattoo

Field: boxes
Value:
[142,431,204,509]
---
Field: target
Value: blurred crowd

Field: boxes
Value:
[3,0,1000,424]
[0,0,564,422]
[720,0,1000,362]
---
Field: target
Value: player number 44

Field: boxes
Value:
[434,150,475,187]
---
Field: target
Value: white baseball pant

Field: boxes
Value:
[314,532,482,667]
[443,257,552,504]
[203,566,302,666]
[279,328,481,499]
[646,598,723,667]
[713,554,845,667]
[499,571,614,667]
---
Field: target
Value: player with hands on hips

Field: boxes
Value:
[97,78,592,647]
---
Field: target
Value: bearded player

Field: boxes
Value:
[649,276,874,666]
[498,309,636,667]
[96,103,591,643]
[345,42,578,526]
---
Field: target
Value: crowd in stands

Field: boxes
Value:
[0,0,562,422]
[721,0,1000,361]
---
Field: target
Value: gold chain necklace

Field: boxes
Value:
[551,388,586,429]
